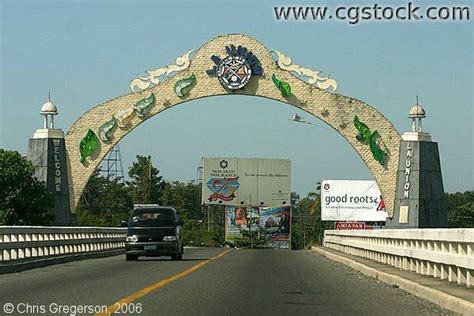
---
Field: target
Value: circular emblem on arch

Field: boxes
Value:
[207,44,263,90]
[216,55,252,90]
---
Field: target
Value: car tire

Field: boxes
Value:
[126,254,137,261]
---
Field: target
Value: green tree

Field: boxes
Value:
[446,191,473,228]
[234,227,266,248]
[207,204,225,246]
[77,170,132,226]
[127,155,166,204]
[294,188,332,248]
[448,203,474,228]
[161,181,174,206]
[0,149,54,225]
[164,181,224,246]
[291,192,305,250]
[166,181,202,221]
[75,154,226,246]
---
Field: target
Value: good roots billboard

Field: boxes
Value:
[321,180,388,221]
[201,158,291,206]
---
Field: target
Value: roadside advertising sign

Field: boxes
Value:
[321,180,387,221]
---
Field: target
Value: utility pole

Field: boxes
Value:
[249,208,253,249]
[296,195,306,249]
[240,194,255,249]
[301,206,306,249]
[207,205,210,232]
[292,194,308,250]
[148,157,152,203]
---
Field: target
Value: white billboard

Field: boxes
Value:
[202,158,291,206]
[321,180,387,221]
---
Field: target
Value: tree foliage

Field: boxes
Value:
[446,191,473,228]
[127,155,166,204]
[233,228,267,248]
[165,181,202,221]
[164,181,224,246]
[77,170,132,226]
[291,190,332,250]
[76,156,225,246]
[0,149,54,225]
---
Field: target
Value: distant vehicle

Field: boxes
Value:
[122,205,184,261]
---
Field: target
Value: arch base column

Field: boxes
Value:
[28,129,77,225]
[387,137,448,228]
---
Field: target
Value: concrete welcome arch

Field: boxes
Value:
[65,34,401,218]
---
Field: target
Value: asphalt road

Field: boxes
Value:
[0,248,452,316]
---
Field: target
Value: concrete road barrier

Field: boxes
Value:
[0,226,127,273]
[323,229,473,288]
[313,246,474,315]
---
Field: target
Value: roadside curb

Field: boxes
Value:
[311,246,474,315]
[0,249,124,274]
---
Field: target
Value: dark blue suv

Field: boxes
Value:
[123,205,184,261]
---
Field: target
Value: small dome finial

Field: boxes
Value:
[40,94,58,115]
[402,96,432,141]
[40,94,59,129]
[408,96,426,133]
[408,96,426,119]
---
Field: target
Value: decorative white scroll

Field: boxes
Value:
[271,50,338,92]
[129,50,196,93]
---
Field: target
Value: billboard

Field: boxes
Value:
[225,205,291,249]
[202,158,291,206]
[321,180,387,221]
[225,206,259,243]
[259,205,291,249]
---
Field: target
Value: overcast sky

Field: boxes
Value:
[0,0,472,196]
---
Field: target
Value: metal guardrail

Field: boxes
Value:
[0,226,127,263]
[323,229,473,288]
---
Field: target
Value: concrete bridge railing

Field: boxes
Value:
[0,226,127,272]
[323,229,473,288]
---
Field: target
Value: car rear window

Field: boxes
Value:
[130,208,175,226]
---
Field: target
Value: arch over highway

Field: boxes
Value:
[65,34,401,217]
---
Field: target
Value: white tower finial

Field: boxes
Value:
[33,94,64,139]
[40,94,59,129]
[408,96,426,133]
[402,96,431,141]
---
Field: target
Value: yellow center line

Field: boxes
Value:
[96,249,231,316]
